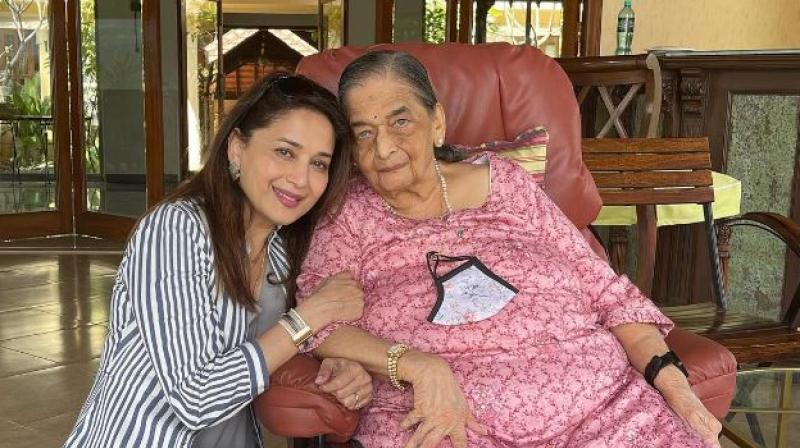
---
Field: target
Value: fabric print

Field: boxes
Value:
[295,153,706,447]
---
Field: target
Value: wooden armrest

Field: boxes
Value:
[719,212,800,329]
[721,212,800,255]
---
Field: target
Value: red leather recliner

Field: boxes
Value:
[256,43,737,443]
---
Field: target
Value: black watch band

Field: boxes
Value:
[644,351,689,388]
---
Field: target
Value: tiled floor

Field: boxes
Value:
[0,243,292,448]
[0,252,118,448]
[0,240,796,447]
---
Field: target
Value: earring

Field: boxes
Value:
[228,161,241,182]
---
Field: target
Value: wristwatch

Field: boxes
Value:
[277,308,314,348]
[644,350,689,388]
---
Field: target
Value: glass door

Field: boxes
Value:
[0,0,73,239]
[69,0,148,239]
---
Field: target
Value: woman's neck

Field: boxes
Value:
[242,204,276,259]
[383,164,447,218]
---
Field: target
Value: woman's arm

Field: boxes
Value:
[612,323,722,448]
[127,204,269,430]
[312,326,486,448]
[128,205,363,430]
[517,169,722,446]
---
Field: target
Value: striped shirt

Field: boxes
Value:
[64,199,290,447]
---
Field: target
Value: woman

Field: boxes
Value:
[295,52,722,447]
[65,74,370,448]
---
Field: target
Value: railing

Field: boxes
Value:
[0,114,55,214]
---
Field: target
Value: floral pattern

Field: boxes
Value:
[296,154,709,447]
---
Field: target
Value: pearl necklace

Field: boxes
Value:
[386,159,453,219]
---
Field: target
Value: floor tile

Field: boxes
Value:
[0,268,63,291]
[0,347,56,378]
[26,411,79,444]
[0,419,62,448]
[0,309,81,341]
[36,297,110,325]
[0,362,97,425]
[0,282,111,312]
[0,325,108,364]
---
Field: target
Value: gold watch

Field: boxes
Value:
[387,343,411,390]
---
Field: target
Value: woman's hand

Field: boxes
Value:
[315,358,374,410]
[657,367,722,448]
[295,271,364,332]
[398,352,488,448]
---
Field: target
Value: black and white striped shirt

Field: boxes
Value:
[65,199,290,447]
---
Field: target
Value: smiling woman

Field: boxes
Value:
[62,74,371,448]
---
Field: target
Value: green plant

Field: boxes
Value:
[9,77,51,169]
[80,0,100,174]
[424,0,446,44]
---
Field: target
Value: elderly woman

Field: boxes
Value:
[296,51,721,448]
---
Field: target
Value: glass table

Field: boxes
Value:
[722,366,800,448]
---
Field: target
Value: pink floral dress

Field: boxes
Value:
[297,154,708,447]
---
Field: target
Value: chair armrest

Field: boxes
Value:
[721,212,800,254]
[254,354,359,443]
[665,328,737,419]
[719,211,800,329]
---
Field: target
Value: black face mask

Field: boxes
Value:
[426,251,519,325]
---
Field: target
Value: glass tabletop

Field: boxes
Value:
[723,366,800,448]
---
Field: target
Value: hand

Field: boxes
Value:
[295,271,364,332]
[657,367,721,448]
[398,352,488,448]
[315,358,373,410]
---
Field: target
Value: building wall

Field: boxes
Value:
[600,0,800,55]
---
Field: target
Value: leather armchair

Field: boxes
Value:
[256,43,737,443]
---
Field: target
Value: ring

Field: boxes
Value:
[353,392,360,404]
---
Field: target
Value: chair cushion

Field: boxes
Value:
[454,126,549,176]
[254,354,358,443]
[296,42,602,230]
[665,328,737,419]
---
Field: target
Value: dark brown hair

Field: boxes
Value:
[164,73,352,309]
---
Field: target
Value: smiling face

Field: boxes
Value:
[227,107,335,229]
[344,74,446,198]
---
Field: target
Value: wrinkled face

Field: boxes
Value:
[227,108,335,228]
[344,75,445,197]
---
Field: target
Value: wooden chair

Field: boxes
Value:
[582,137,800,363]
[559,53,662,139]
[559,54,664,276]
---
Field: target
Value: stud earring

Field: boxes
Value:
[229,162,241,182]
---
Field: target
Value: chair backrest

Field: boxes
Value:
[296,42,602,231]
[582,137,714,297]
[559,53,662,138]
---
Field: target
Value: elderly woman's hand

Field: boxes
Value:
[316,357,374,410]
[398,352,488,448]
[657,367,722,448]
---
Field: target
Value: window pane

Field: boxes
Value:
[82,0,147,217]
[474,1,563,56]
[0,0,55,214]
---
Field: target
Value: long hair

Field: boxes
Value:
[164,73,352,309]
[338,50,465,162]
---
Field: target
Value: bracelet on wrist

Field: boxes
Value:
[387,343,411,390]
[278,308,313,348]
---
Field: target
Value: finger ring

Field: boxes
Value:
[353,392,360,403]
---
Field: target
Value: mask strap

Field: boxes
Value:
[426,251,473,281]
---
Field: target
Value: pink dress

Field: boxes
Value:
[297,154,708,447]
